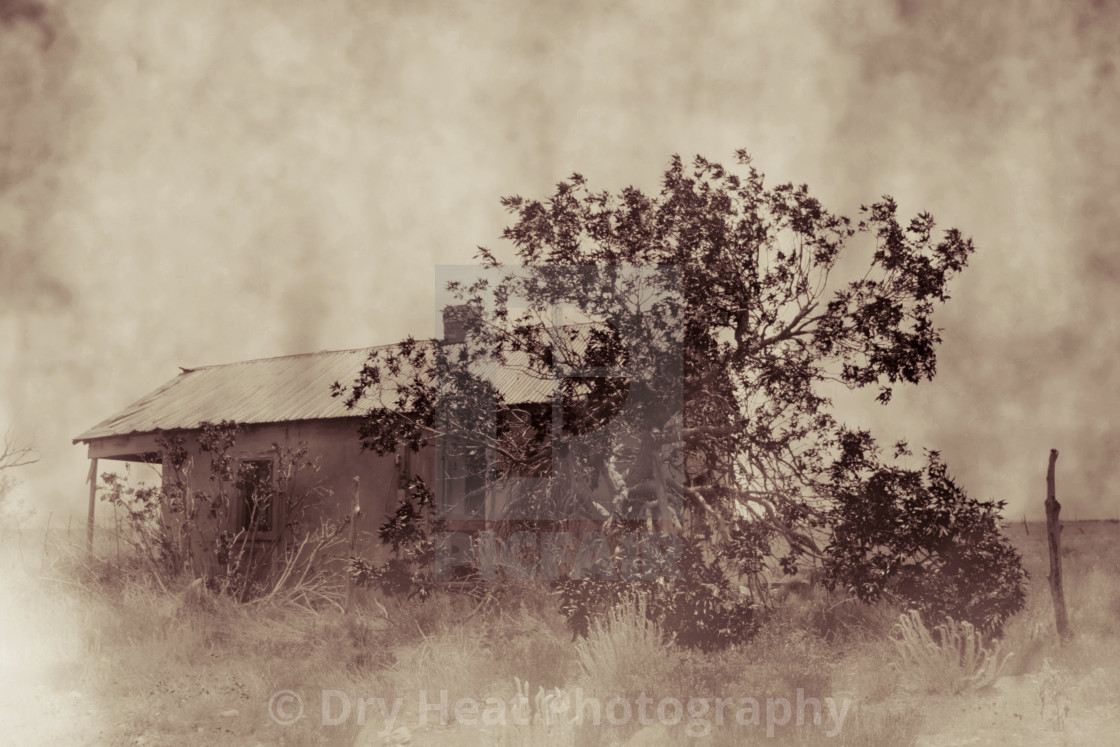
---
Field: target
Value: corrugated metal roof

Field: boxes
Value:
[74,341,574,443]
[74,347,386,442]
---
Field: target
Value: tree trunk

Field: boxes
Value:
[1044,449,1070,640]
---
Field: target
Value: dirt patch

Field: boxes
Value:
[914,668,1119,747]
[0,683,110,745]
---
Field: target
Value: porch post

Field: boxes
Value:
[86,457,98,558]
[345,476,361,613]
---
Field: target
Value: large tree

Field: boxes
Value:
[337,151,1023,642]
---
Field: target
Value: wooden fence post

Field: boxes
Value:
[1044,449,1070,640]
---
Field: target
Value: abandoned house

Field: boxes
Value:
[72,307,646,577]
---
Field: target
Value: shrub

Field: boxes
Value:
[824,449,1027,635]
[559,533,759,651]
[350,476,439,601]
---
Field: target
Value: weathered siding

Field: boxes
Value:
[91,420,435,571]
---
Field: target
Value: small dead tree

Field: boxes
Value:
[0,429,38,471]
[0,428,39,511]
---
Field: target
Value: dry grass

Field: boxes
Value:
[889,610,1012,694]
[3,519,1118,745]
[573,593,676,700]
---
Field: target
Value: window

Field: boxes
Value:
[235,458,275,536]
[437,438,488,519]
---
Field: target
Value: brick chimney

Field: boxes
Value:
[442,304,473,344]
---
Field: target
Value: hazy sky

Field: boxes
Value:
[2,0,1117,522]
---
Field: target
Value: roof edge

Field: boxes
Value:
[181,341,423,372]
[73,413,370,445]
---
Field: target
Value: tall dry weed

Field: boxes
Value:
[890,609,1012,694]
[574,593,676,701]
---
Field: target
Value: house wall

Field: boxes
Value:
[87,417,665,582]
[110,419,436,571]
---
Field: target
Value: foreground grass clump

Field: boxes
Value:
[890,609,1012,695]
[573,594,676,701]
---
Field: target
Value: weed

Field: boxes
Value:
[574,593,676,701]
[890,609,1012,694]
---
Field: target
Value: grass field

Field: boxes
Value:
[1,519,1118,746]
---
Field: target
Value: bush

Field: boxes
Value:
[824,449,1027,635]
[559,534,759,651]
[350,476,439,601]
